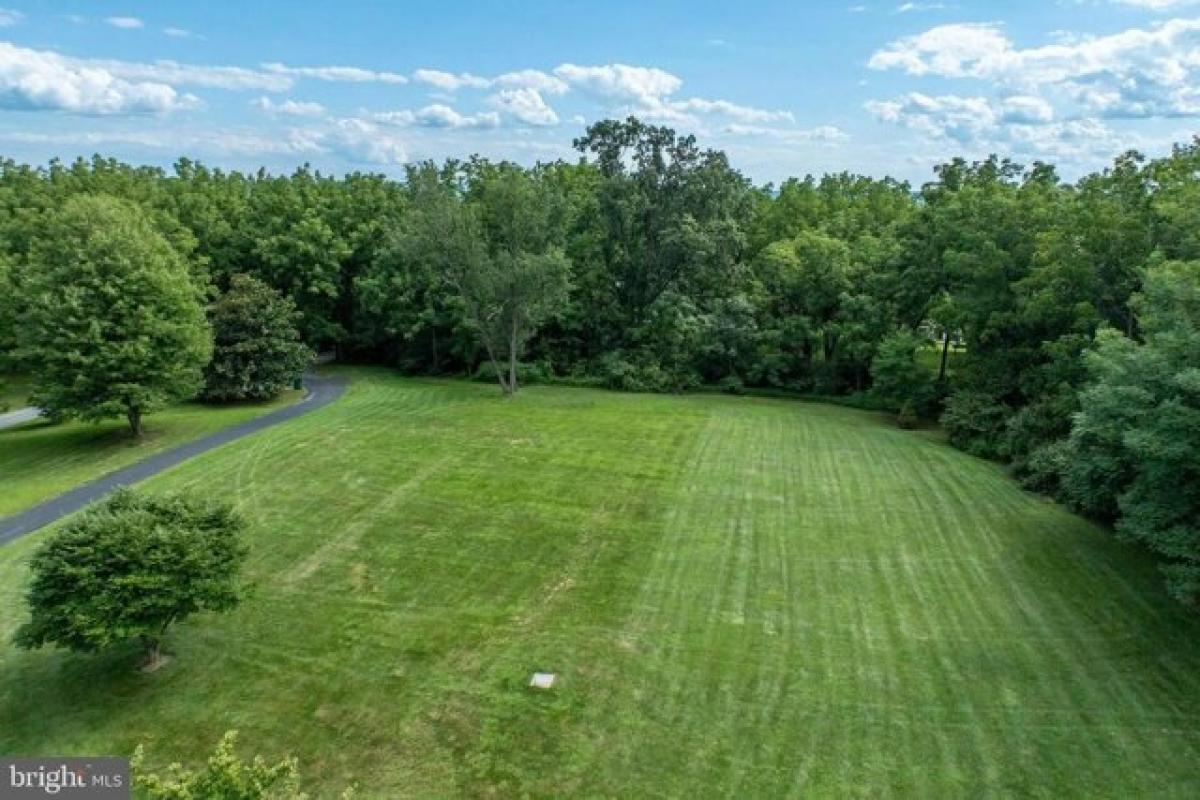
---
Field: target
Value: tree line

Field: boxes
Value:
[0,117,1197,607]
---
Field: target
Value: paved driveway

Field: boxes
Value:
[0,375,347,545]
[0,407,40,430]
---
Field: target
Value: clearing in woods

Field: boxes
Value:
[1,367,1198,797]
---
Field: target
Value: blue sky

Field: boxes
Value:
[0,1,1197,184]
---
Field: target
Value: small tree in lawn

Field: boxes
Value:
[203,274,313,401]
[14,194,211,437]
[871,328,937,426]
[13,489,248,670]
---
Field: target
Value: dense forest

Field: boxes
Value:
[1,117,1198,607]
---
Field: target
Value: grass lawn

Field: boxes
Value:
[2,367,1199,797]
[0,389,302,517]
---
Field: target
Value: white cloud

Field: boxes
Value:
[106,16,144,29]
[865,90,1121,161]
[896,2,947,12]
[553,63,683,106]
[263,62,408,84]
[1003,118,1119,158]
[0,8,23,26]
[999,94,1055,123]
[1113,1,1200,9]
[91,58,290,91]
[0,128,324,157]
[723,124,849,142]
[373,104,500,130]
[252,96,326,117]
[7,118,408,166]
[0,42,200,114]
[672,97,794,123]
[408,67,571,97]
[325,118,408,165]
[493,69,569,95]
[550,62,791,127]
[412,68,490,91]
[868,22,1011,77]
[865,92,1001,142]
[488,87,559,125]
[163,27,197,39]
[869,18,1200,119]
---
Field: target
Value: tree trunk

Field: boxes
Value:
[938,331,951,383]
[126,405,143,438]
[431,327,440,373]
[482,340,510,395]
[140,635,165,671]
[508,317,519,396]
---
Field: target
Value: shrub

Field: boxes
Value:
[717,374,745,395]
[132,730,356,799]
[940,391,1010,458]
[870,329,938,419]
[13,489,248,669]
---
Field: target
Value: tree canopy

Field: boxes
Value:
[11,193,211,435]
[14,489,248,668]
[203,274,312,402]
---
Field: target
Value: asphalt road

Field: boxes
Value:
[0,375,347,546]
[0,407,41,430]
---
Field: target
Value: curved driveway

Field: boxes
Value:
[0,375,347,546]
[0,407,42,430]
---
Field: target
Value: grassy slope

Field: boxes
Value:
[1,367,1198,797]
[0,390,302,517]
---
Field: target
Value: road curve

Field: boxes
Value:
[0,407,41,430]
[0,375,347,546]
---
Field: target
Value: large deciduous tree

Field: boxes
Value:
[460,162,571,395]
[354,162,470,373]
[13,489,248,669]
[14,194,211,436]
[573,117,753,351]
[1062,260,1200,606]
[381,161,570,396]
[203,274,313,402]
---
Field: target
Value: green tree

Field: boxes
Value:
[355,162,469,373]
[14,489,248,668]
[14,194,211,436]
[1063,260,1200,606]
[573,117,753,357]
[871,329,937,421]
[244,169,353,348]
[462,163,571,394]
[203,274,313,401]
[385,162,571,395]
